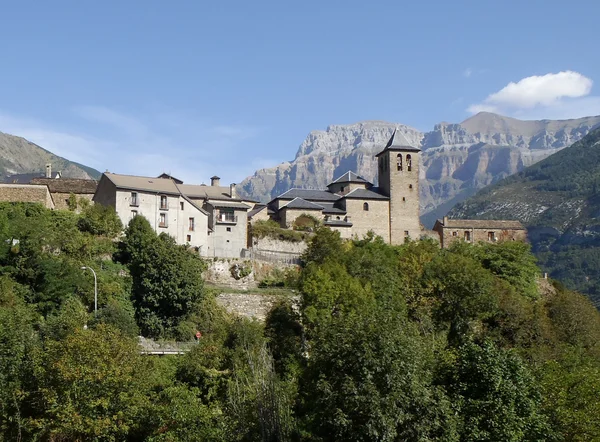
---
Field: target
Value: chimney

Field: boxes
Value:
[443,216,448,225]
[210,176,220,187]
[230,183,237,198]
[45,163,52,178]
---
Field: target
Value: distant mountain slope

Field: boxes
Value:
[0,131,100,180]
[449,128,600,305]
[238,113,600,227]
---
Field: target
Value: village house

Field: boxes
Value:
[0,183,55,209]
[266,129,422,244]
[432,216,527,248]
[93,172,251,258]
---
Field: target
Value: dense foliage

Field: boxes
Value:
[450,127,600,304]
[0,204,599,440]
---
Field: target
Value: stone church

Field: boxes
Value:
[263,129,421,244]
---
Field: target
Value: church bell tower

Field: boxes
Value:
[376,128,421,244]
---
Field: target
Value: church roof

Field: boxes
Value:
[328,171,370,186]
[275,188,340,202]
[281,198,324,210]
[375,128,421,157]
[342,187,389,200]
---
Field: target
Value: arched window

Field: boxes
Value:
[397,154,402,171]
[363,202,369,211]
[406,154,412,172]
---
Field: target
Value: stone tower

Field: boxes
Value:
[376,129,421,244]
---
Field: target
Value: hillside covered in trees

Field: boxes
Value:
[1,203,599,441]
[450,127,600,305]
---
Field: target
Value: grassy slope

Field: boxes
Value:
[450,127,600,305]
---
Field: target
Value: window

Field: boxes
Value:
[341,186,345,192]
[406,154,412,172]
[397,154,403,171]
[130,192,138,206]
[131,210,137,219]
[452,231,458,237]
[488,231,496,241]
[464,231,471,241]
[217,209,236,223]
[404,230,409,237]
[159,213,167,227]
[180,201,184,210]
[160,195,168,210]
[402,197,406,201]
[189,217,195,231]
[186,234,191,242]
[363,202,369,211]
[409,184,413,189]
[226,227,231,232]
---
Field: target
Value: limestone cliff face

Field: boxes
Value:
[238,113,600,227]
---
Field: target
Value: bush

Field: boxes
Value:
[251,220,310,243]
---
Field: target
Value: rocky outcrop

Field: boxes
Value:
[238,113,600,227]
[0,131,99,180]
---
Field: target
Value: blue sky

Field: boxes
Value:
[1,0,599,184]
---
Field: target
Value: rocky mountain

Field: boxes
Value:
[0,131,100,180]
[449,127,600,305]
[238,112,600,227]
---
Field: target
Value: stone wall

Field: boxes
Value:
[251,236,308,254]
[51,192,94,211]
[437,227,527,248]
[344,198,390,242]
[204,257,299,289]
[216,293,299,321]
[0,184,54,209]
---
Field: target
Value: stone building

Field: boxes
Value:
[266,129,422,244]
[93,173,250,258]
[432,217,527,248]
[29,178,97,210]
[0,184,55,209]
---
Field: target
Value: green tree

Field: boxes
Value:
[300,226,345,266]
[77,203,123,237]
[447,340,549,442]
[35,324,150,441]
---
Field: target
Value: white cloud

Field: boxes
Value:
[463,68,472,78]
[467,71,600,119]
[0,108,263,184]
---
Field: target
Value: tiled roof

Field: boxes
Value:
[329,171,370,185]
[319,202,347,214]
[30,178,97,194]
[207,200,251,210]
[342,187,389,200]
[248,204,267,218]
[104,173,180,195]
[439,219,526,230]
[3,172,46,184]
[177,183,232,200]
[282,198,324,210]
[275,188,340,202]
[375,128,421,157]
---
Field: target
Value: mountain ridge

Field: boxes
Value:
[0,131,100,180]
[449,127,600,304]
[238,112,600,227]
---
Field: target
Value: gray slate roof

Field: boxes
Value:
[329,171,370,185]
[438,219,526,230]
[342,187,389,200]
[282,198,325,210]
[248,204,267,218]
[275,188,340,202]
[319,202,347,214]
[376,128,421,157]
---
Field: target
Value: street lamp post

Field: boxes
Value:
[81,266,98,316]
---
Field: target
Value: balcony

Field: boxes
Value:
[216,213,237,224]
